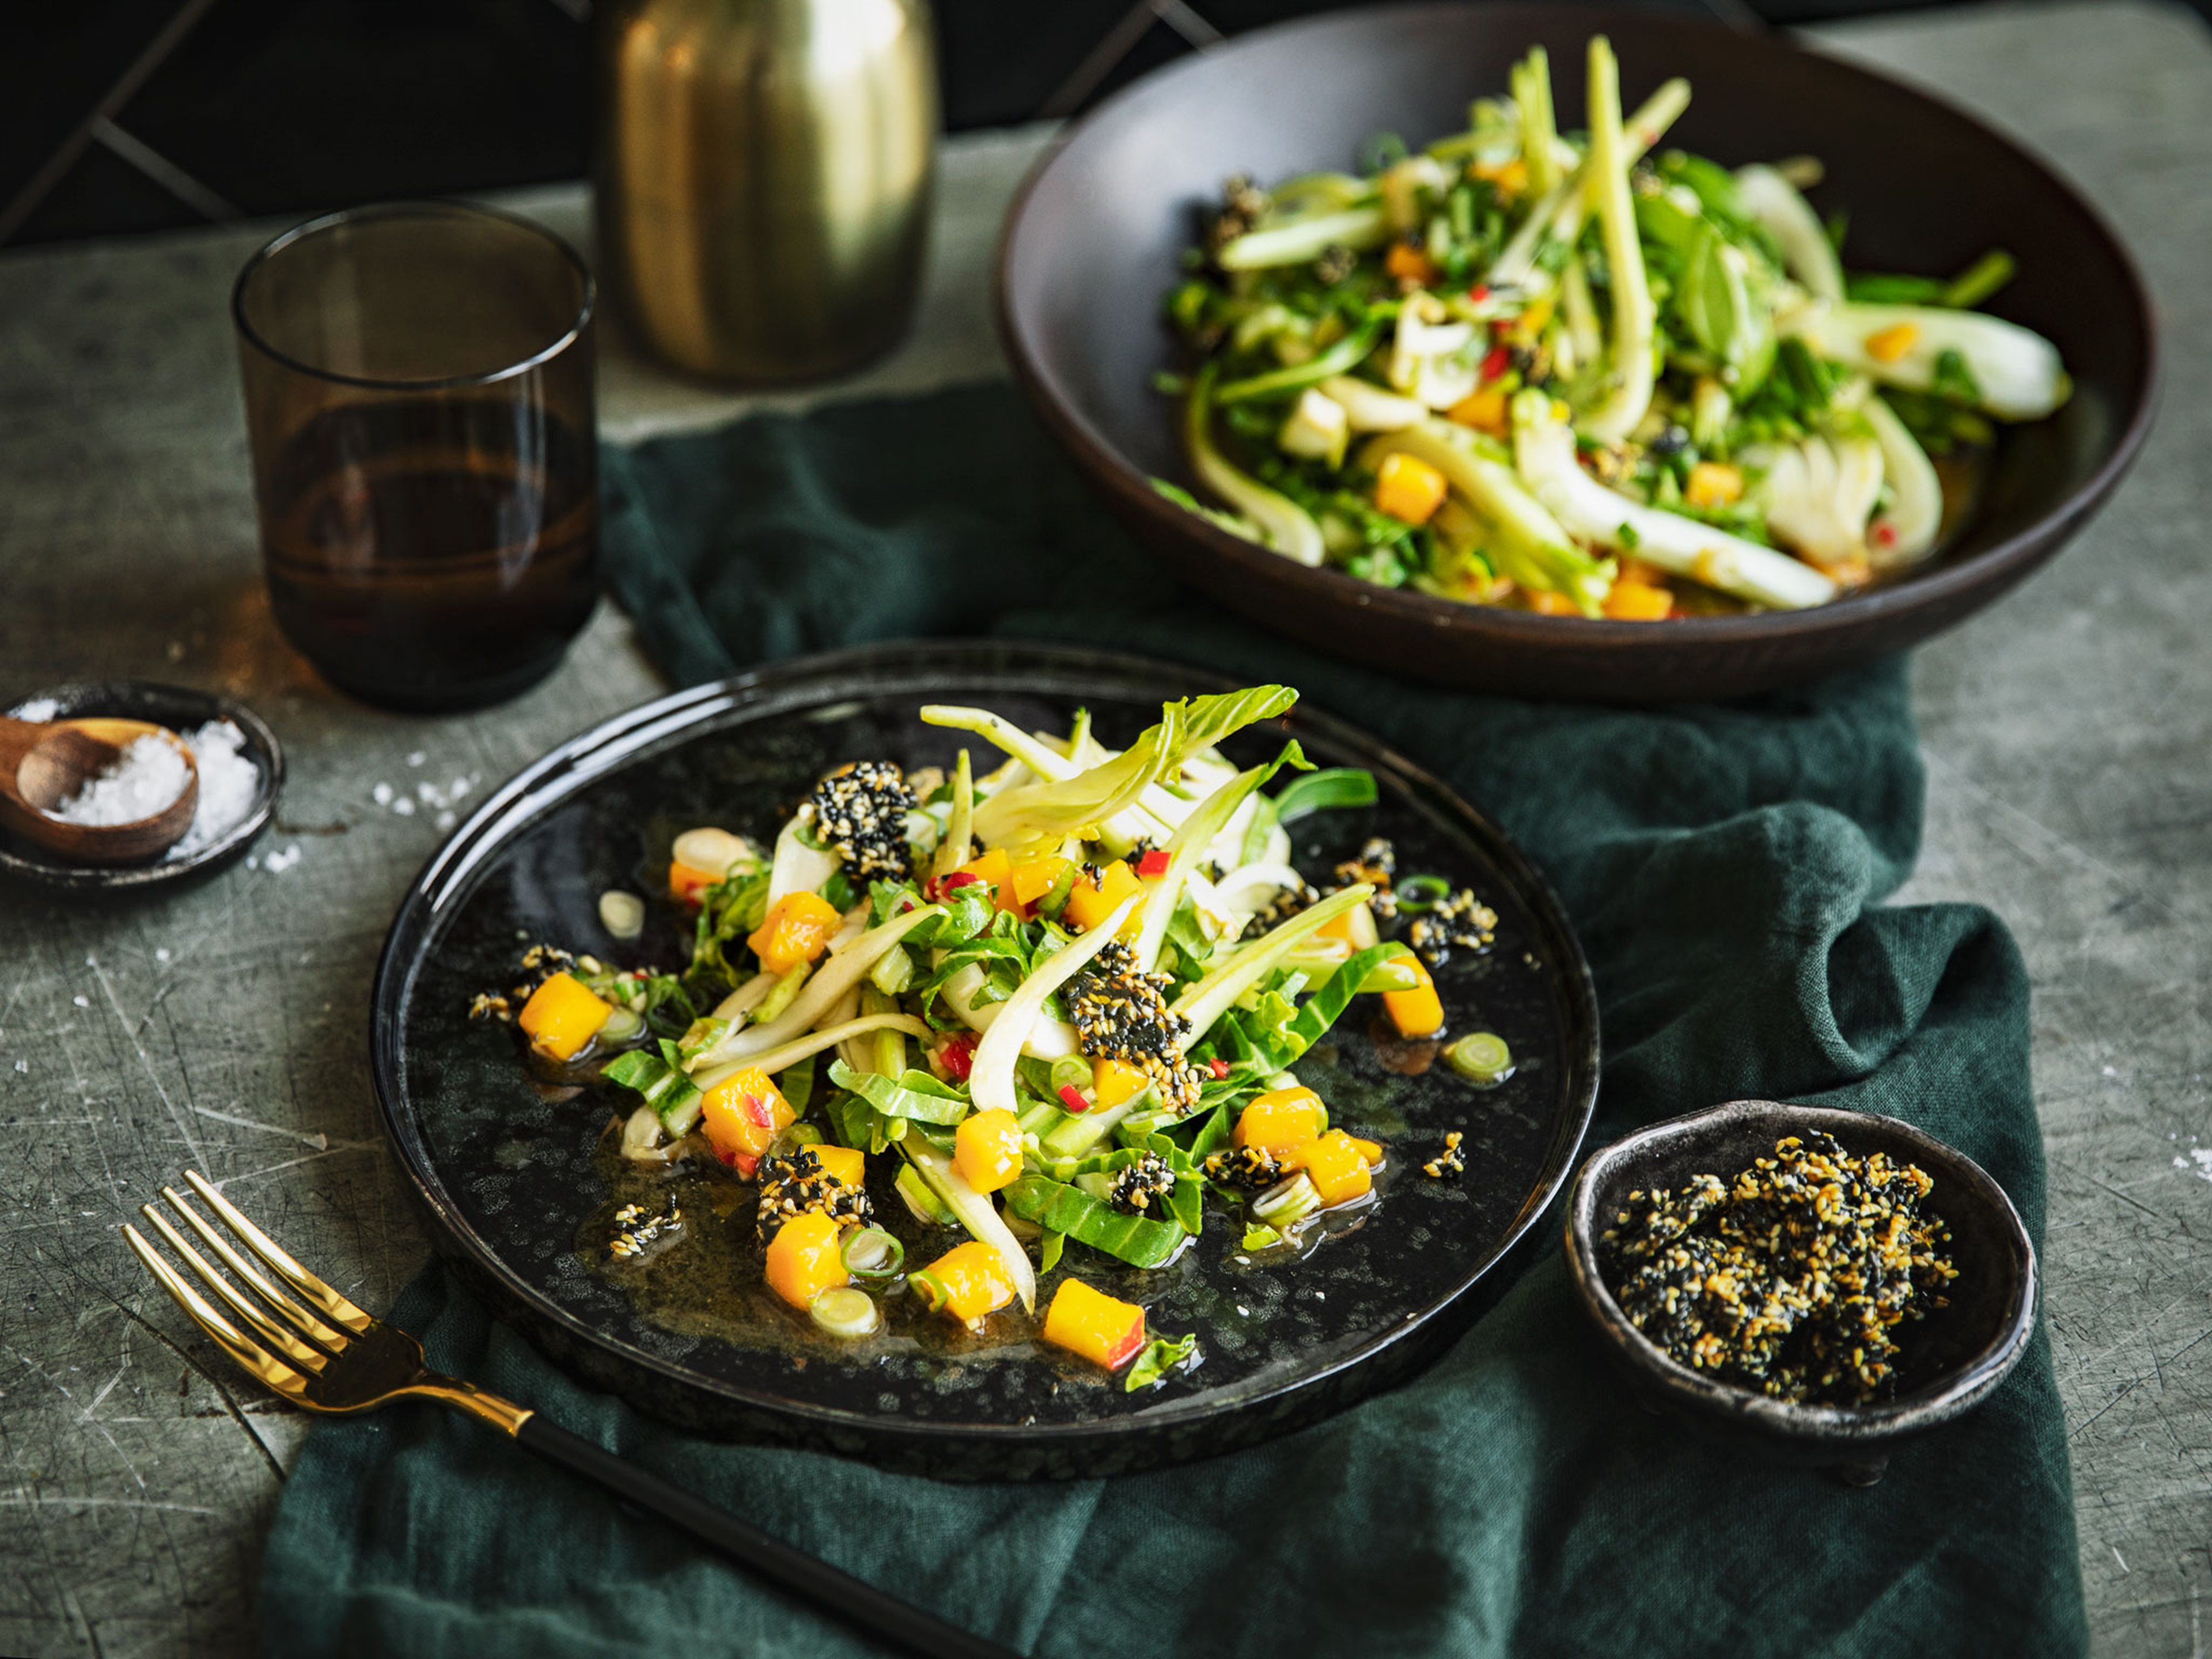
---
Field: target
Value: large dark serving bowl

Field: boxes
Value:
[998,3,2157,702]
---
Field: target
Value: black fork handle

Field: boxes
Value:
[514,1415,1022,1659]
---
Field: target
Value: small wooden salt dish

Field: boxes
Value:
[0,714,200,865]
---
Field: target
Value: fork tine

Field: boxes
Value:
[181,1169,372,1334]
[158,1185,348,1351]
[139,1206,330,1373]
[123,1225,313,1405]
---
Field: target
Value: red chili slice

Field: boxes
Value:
[1479,345,1512,382]
[1135,849,1172,878]
[1058,1083,1092,1115]
[940,1034,976,1081]
[1207,1058,1230,1080]
[1467,283,1490,303]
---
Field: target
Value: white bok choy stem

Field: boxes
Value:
[1734,164,1843,301]
[694,903,945,1068]
[1787,301,2068,421]
[1486,78,1690,296]
[1172,884,1373,1042]
[930,747,974,881]
[1184,365,1326,567]
[1580,35,1657,444]
[935,961,1082,1059]
[694,1014,931,1092]
[1861,392,1943,566]
[901,1139,1036,1313]
[969,894,1141,1122]
[1131,760,1281,974]
[710,968,779,1025]
[1510,390,1839,610]
[765,816,841,905]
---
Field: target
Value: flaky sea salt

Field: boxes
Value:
[166,719,260,859]
[47,734,190,825]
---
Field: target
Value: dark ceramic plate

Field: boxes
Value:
[998,3,2158,702]
[1564,1100,2037,1484]
[0,680,283,893]
[370,643,1600,1477]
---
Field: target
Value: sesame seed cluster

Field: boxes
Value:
[1600,1131,1958,1406]
[609,1198,683,1260]
[803,761,918,882]
[1202,1145,1285,1192]
[755,1147,873,1244]
[1067,941,1205,1113]
[1107,1153,1177,1215]
[1408,890,1498,968]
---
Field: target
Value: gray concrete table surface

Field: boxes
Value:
[0,4,2203,1652]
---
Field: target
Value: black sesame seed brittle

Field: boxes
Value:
[1107,1152,1177,1215]
[1067,941,1205,1114]
[803,761,918,883]
[1203,1144,1285,1192]
[1599,1131,1956,1407]
[755,1147,872,1244]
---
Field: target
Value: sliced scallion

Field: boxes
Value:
[1445,1032,1514,1085]
[1252,1172,1321,1226]
[1395,873,1451,912]
[597,1006,644,1046]
[841,1226,905,1279]
[810,1287,879,1339]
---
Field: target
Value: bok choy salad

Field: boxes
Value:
[1157,36,2070,619]
[481,685,1509,1384]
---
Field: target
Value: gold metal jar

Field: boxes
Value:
[593,0,937,383]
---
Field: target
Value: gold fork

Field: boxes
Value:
[126,1171,1017,1659]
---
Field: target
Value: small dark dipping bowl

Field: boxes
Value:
[998,2,2158,702]
[0,681,283,894]
[1563,1100,2036,1484]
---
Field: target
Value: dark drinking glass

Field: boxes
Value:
[234,202,598,711]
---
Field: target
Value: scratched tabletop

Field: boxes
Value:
[1,6,2207,1653]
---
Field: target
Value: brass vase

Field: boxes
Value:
[592,0,938,384]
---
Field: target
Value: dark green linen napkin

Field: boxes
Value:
[259,384,2085,1657]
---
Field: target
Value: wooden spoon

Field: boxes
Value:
[0,716,200,866]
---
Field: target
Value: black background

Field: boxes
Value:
[0,0,1965,249]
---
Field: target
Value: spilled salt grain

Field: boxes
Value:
[47,734,189,825]
[264,844,302,874]
[373,782,394,806]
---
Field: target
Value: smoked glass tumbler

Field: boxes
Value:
[233,202,599,711]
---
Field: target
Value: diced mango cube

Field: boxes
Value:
[747,891,842,974]
[1382,956,1445,1037]
[516,972,611,1062]
[1092,1057,1152,1111]
[1062,859,1143,933]
[958,847,1020,914]
[1863,322,1919,363]
[1375,452,1448,525]
[812,1143,865,1188]
[1446,386,1509,437]
[1684,461,1744,509]
[1349,1136,1386,1168]
[1042,1279,1147,1370]
[954,1108,1024,1194]
[1010,853,1074,907]
[1235,1087,1325,1154]
[912,1241,1016,1327]
[1526,590,1581,616]
[669,861,722,904]
[700,1068,794,1173]
[764,1211,847,1310]
[1603,580,1673,622]
[1385,241,1440,286]
[1289,1129,1374,1207]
